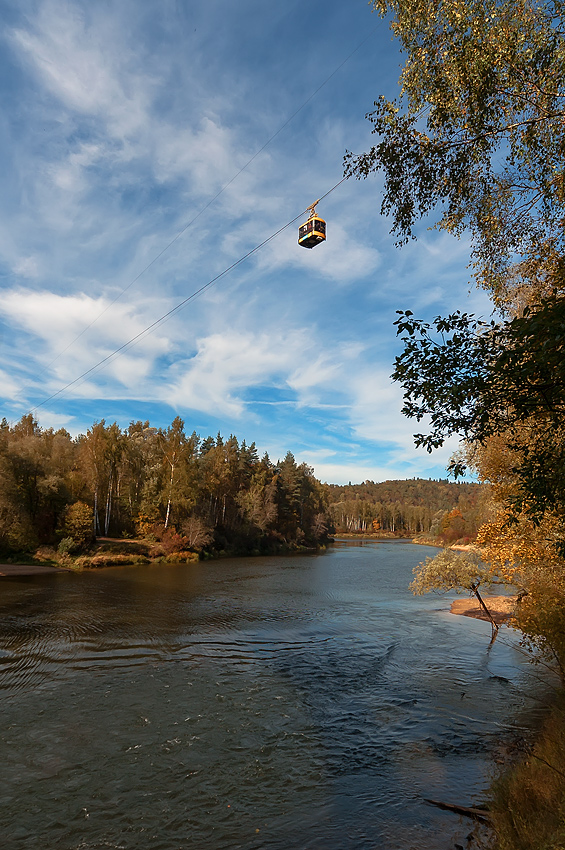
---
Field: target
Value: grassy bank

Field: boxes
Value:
[485,691,565,850]
[31,537,197,570]
[4,535,330,573]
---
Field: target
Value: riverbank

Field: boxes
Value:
[450,595,517,625]
[332,532,403,540]
[487,690,565,849]
[0,534,435,576]
[0,537,188,575]
[411,536,477,550]
[454,595,565,850]
[0,535,333,575]
[0,563,71,576]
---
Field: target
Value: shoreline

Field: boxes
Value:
[0,563,72,576]
[0,540,329,576]
[450,595,517,624]
[331,533,408,541]
[0,536,438,577]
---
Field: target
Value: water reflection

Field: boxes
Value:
[0,543,548,850]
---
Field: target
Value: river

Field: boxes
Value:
[0,541,546,850]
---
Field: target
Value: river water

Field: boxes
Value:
[0,541,546,850]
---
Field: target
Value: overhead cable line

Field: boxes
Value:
[34,22,380,379]
[29,176,348,414]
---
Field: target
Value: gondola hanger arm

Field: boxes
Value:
[307,199,321,217]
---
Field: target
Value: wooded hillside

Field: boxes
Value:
[326,479,483,541]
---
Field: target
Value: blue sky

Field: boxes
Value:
[0,0,492,484]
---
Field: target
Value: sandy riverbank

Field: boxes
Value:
[450,595,517,624]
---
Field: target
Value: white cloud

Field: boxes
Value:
[30,409,75,432]
[341,367,461,468]
[288,354,340,397]
[11,1,150,138]
[49,142,103,194]
[163,329,312,416]
[308,462,432,486]
[154,117,249,195]
[346,370,412,444]
[12,256,40,279]
[0,289,170,388]
[0,369,23,401]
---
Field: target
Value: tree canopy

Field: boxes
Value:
[392,295,565,521]
[347,0,565,527]
[346,0,565,299]
[0,415,332,558]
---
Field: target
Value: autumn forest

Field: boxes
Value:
[0,412,481,564]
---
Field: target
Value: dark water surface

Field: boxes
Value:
[0,542,544,850]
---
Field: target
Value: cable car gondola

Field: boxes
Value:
[298,201,326,249]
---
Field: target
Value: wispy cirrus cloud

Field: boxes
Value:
[163,328,318,417]
[10,1,152,136]
[0,289,171,392]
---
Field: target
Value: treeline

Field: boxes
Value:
[0,413,487,559]
[326,479,484,542]
[0,414,332,558]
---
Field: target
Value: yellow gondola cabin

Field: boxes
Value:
[298,202,326,249]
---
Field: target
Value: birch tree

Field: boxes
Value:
[346,0,565,300]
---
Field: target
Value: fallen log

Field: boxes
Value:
[424,798,492,823]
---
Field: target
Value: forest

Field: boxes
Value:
[0,413,331,561]
[0,413,482,564]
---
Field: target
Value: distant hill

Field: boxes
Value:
[325,478,484,543]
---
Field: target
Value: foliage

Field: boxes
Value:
[158,416,198,529]
[411,548,503,636]
[0,471,36,553]
[392,296,565,524]
[0,416,73,551]
[0,414,334,558]
[147,525,190,559]
[60,501,95,552]
[396,332,565,664]
[57,537,75,556]
[410,548,494,595]
[326,477,483,538]
[181,516,213,551]
[477,508,565,676]
[345,0,565,299]
[517,580,565,680]
[236,473,277,533]
[437,507,467,544]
